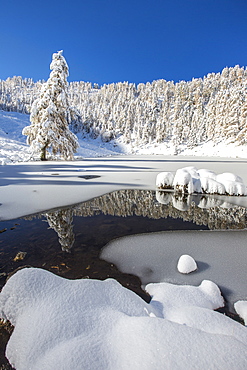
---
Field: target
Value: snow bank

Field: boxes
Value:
[0,111,31,164]
[1,268,247,369]
[157,166,247,196]
[177,254,197,274]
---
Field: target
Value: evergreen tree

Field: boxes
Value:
[22,50,79,160]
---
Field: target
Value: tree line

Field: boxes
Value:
[1,64,247,150]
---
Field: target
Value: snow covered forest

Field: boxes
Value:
[1,64,247,150]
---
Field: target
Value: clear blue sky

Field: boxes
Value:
[1,0,247,85]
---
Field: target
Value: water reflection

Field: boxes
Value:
[45,208,75,252]
[34,190,247,251]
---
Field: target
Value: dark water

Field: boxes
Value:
[0,211,208,297]
[0,189,246,367]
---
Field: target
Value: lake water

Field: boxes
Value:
[1,189,246,297]
[1,189,247,367]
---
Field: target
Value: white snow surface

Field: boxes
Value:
[0,267,247,370]
[177,254,197,274]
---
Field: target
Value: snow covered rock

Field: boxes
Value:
[197,169,217,180]
[173,168,194,194]
[216,172,244,184]
[177,254,198,274]
[156,171,174,189]
[156,167,247,196]
[216,173,246,195]
[234,300,247,325]
[200,177,226,195]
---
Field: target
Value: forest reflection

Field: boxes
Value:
[35,189,247,252]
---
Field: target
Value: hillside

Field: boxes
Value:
[0,109,247,164]
[1,65,247,162]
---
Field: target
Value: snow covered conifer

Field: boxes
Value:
[22,50,79,160]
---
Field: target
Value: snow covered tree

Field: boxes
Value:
[22,50,79,160]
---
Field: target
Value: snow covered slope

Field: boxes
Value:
[1,110,247,164]
[0,111,31,164]
[0,110,123,164]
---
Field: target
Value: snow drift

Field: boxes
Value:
[0,268,247,370]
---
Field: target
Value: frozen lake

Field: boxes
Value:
[0,188,246,311]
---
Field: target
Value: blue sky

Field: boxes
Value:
[1,0,247,85]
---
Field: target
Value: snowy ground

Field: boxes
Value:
[0,110,247,369]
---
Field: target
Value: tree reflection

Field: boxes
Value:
[45,208,75,252]
[33,189,247,252]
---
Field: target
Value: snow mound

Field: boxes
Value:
[156,166,247,196]
[172,168,194,194]
[234,300,247,325]
[1,268,247,369]
[146,280,224,315]
[156,171,174,189]
[177,254,197,274]
[197,168,217,180]
[200,177,226,194]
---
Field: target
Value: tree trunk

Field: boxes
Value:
[41,143,48,161]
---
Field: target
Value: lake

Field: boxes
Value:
[1,189,247,367]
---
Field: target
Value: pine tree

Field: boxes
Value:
[22,50,79,160]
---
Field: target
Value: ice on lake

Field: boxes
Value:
[101,229,247,310]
